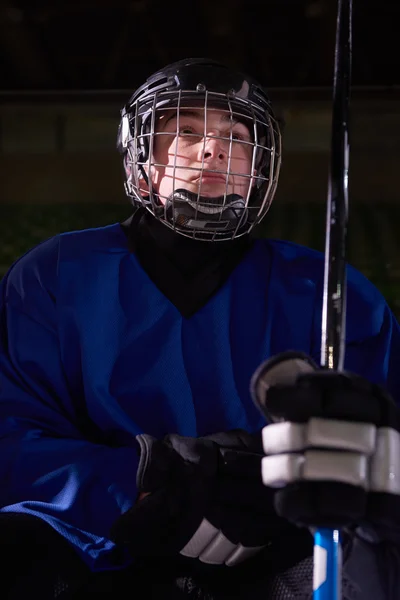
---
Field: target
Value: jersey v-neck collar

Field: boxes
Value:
[120,209,254,318]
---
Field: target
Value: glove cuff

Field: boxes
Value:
[135,433,176,492]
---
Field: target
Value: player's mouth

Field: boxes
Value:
[192,174,229,185]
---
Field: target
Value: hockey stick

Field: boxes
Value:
[314,0,353,598]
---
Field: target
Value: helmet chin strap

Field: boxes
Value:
[161,188,249,235]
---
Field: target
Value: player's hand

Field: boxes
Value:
[110,429,312,566]
[256,359,400,540]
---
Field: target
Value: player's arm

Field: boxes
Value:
[0,255,140,572]
[345,279,400,406]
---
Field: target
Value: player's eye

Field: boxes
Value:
[179,125,195,135]
[231,132,244,141]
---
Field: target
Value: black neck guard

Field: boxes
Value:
[120,208,254,318]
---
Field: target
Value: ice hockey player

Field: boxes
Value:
[0,58,399,598]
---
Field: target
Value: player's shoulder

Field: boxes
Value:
[262,238,387,321]
[58,221,128,260]
[2,222,127,301]
[265,238,325,271]
[1,234,60,302]
[262,238,327,282]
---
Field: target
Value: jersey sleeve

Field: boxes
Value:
[344,266,400,406]
[0,240,139,572]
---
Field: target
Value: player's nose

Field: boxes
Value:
[198,135,227,163]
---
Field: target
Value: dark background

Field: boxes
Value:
[0,0,399,315]
[1,0,399,90]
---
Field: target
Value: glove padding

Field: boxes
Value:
[259,367,400,540]
[110,429,311,566]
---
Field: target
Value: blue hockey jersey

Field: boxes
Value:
[0,222,399,573]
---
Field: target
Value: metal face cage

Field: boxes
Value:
[119,84,281,241]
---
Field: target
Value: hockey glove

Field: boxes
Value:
[255,355,400,542]
[110,429,311,566]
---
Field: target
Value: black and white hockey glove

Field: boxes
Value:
[251,352,400,541]
[110,429,311,567]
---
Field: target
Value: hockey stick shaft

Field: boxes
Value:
[314,1,353,599]
[320,0,352,373]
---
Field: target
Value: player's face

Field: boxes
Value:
[147,109,254,202]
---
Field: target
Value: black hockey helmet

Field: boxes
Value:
[117,58,282,241]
